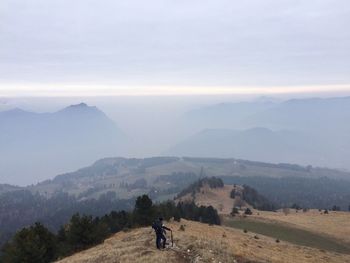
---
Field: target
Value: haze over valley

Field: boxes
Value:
[1,1,350,262]
[2,94,350,185]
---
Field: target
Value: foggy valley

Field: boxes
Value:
[1,94,350,185]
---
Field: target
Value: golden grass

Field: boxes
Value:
[177,184,239,215]
[253,209,350,244]
[179,183,350,247]
[57,219,350,263]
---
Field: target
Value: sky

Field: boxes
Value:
[1,0,350,96]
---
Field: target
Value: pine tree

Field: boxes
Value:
[1,222,57,263]
[133,195,155,226]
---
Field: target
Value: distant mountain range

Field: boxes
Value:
[244,96,350,133]
[2,96,350,184]
[178,96,350,169]
[166,126,350,169]
[0,103,126,185]
[184,96,350,133]
[166,127,327,166]
[185,100,276,131]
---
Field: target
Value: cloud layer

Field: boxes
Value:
[1,0,350,92]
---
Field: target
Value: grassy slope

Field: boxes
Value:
[57,219,350,263]
[223,217,350,254]
[176,184,239,215]
[252,210,350,244]
[177,183,350,255]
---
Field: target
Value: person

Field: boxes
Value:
[152,217,172,249]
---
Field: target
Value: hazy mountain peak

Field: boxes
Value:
[69,102,88,108]
[58,102,104,117]
[63,102,94,111]
[0,102,125,185]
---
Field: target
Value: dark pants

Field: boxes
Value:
[156,233,166,249]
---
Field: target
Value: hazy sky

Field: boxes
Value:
[1,0,350,96]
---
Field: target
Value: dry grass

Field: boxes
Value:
[56,185,350,263]
[178,182,350,247]
[253,209,350,244]
[177,184,240,214]
[57,219,350,263]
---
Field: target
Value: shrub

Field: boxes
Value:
[231,207,240,217]
[244,208,253,215]
[332,205,341,211]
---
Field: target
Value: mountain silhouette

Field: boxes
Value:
[0,103,126,185]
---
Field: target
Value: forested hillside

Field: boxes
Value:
[0,190,134,250]
[1,157,350,255]
[1,195,220,262]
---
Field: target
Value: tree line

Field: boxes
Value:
[1,195,220,263]
[176,177,224,199]
[0,190,134,250]
[222,176,350,210]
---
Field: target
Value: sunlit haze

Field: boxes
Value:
[1,84,350,97]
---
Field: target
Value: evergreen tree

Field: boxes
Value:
[101,211,130,233]
[133,195,155,226]
[1,222,57,263]
[65,214,108,251]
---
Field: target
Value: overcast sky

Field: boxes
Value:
[1,0,350,96]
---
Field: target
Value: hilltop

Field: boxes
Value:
[175,177,246,215]
[0,103,125,185]
[175,177,274,214]
[177,183,237,215]
[56,219,350,263]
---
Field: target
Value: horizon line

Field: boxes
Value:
[1,84,350,97]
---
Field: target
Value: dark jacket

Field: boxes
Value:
[152,220,171,235]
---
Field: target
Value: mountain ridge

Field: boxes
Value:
[0,103,126,185]
[56,218,350,263]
